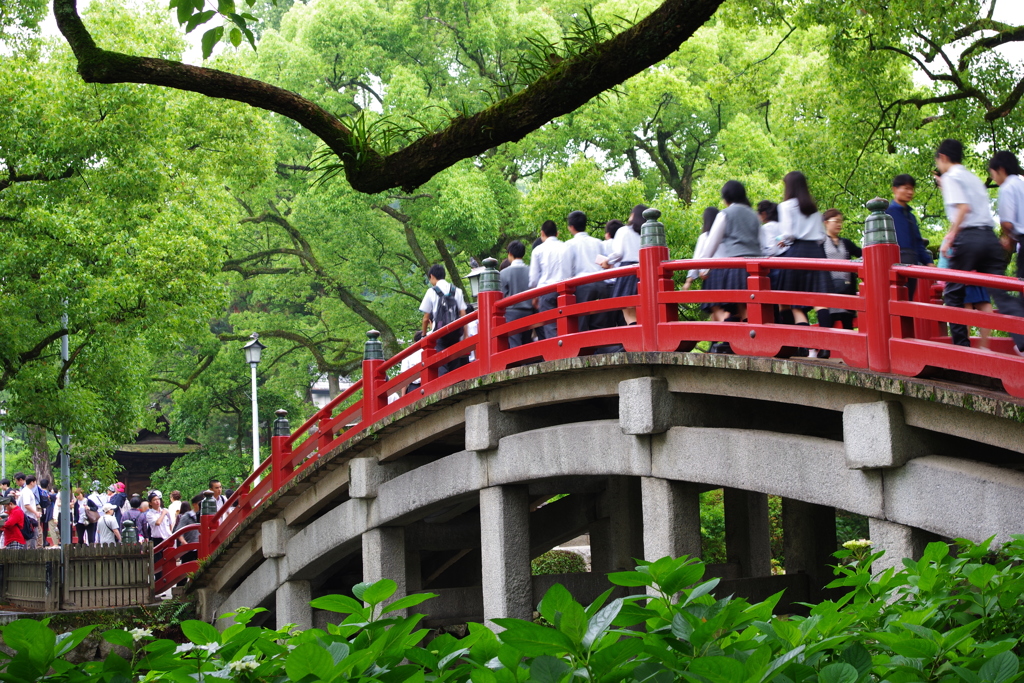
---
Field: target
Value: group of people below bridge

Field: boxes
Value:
[411,138,1023,371]
[0,476,232,550]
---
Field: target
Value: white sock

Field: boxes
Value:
[808,349,819,358]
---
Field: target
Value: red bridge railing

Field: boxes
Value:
[153,215,1024,592]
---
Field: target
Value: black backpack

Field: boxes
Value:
[38,489,50,511]
[432,286,462,345]
[22,513,37,540]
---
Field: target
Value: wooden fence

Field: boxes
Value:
[0,543,154,611]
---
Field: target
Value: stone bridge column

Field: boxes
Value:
[641,477,701,562]
[782,498,836,600]
[724,488,772,577]
[592,477,644,573]
[868,518,938,575]
[276,580,312,630]
[363,527,409,614]
[479,485,532,628]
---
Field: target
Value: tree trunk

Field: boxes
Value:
[28,425,53,485]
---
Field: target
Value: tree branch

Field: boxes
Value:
[53,0,725,193]
[0,165,75,193]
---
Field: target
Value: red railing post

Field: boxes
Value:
[861,198,901,373]
[271,409,292,491]
[475,258,502,375]
[362,330,385,425]
[638,208,670,351]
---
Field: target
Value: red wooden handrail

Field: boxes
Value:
[157,240,1024,585]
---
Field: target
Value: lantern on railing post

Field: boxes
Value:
[272,409,292,490]
[861,197,900,373]
[122,519,138,545]
[475,257,501,373]
[362,330,385,425]
[638,208,671,350]
[198,489,217,559]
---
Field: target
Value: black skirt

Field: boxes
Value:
[701,267,747,313]
[610,261,639,299]
[771,240,833,309]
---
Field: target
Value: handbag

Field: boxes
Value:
[85,508,100,523]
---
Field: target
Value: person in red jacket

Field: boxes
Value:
[3,496,26,549]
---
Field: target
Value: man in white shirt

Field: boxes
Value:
[937,139,1024,354]
[528,221,566,339]
[209,479,228,512]
[989,151,1024,279]
[18,475,40,548]
[419,264,467,375]
[561,211,610,331]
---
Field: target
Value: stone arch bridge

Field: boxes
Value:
[188,353,1024,629]
[158,207,1024,628]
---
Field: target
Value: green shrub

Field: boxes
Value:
[531,549,587,575]
[3,536,1024,682]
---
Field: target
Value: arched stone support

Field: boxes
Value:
[200,357,1024,628]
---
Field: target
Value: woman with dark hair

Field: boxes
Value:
[821,209,862,331]
[597,204,648,324]
[683,207,719,289]
[696,181,761,336]
[774,172,831,335]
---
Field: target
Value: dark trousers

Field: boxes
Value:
[1015,234,1023,279]
[574,282,611,331]
[435,336,468,376]
[539,292,559,339]
[504,307,534,348]
[943,228,1024,349]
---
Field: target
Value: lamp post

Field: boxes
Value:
[242,333,266,472]
[0,401,7,481]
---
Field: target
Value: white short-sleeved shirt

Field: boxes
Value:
[418,279,467,324]
[760,220,782,255]
[606,226,640,266]
[18,487,38,520]
[941,165,993,228]
[97,514,119,544]
[997,174,1024,236]
[146,507,173,539]
[778,199,826,243]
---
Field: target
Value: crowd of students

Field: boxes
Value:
[0,476,231,550]
[414,139,1023,361]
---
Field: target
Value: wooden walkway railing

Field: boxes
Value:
[154,204,1024,593]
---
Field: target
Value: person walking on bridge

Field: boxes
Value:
[562,211,610,331]
[937,139,1024,355]
[500,241,534,348]
[419,264,468,375]
[597,204,646,325]
[989,151,1024,279]
[529,221,566,340]
[698,182,762,347]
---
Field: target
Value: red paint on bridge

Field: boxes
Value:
[154,241,1024,593]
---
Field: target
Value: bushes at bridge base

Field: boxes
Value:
[2,536,1024,682]
[531,549,588,575]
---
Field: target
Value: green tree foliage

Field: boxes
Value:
[148,445,252,499]
[0,2,268,470]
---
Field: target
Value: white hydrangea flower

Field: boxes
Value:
[227,659,260,672]
[127,628,153,642]
[174,642,196,654]
[842,539,873,550]
[198,642,222,654]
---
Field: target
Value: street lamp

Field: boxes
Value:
[242,333,266,472]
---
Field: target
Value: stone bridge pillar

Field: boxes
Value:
[480,485,532,628]
[724,488,772,577]
[782,498,836,600]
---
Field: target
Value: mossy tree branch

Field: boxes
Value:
[53,0,725,193]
